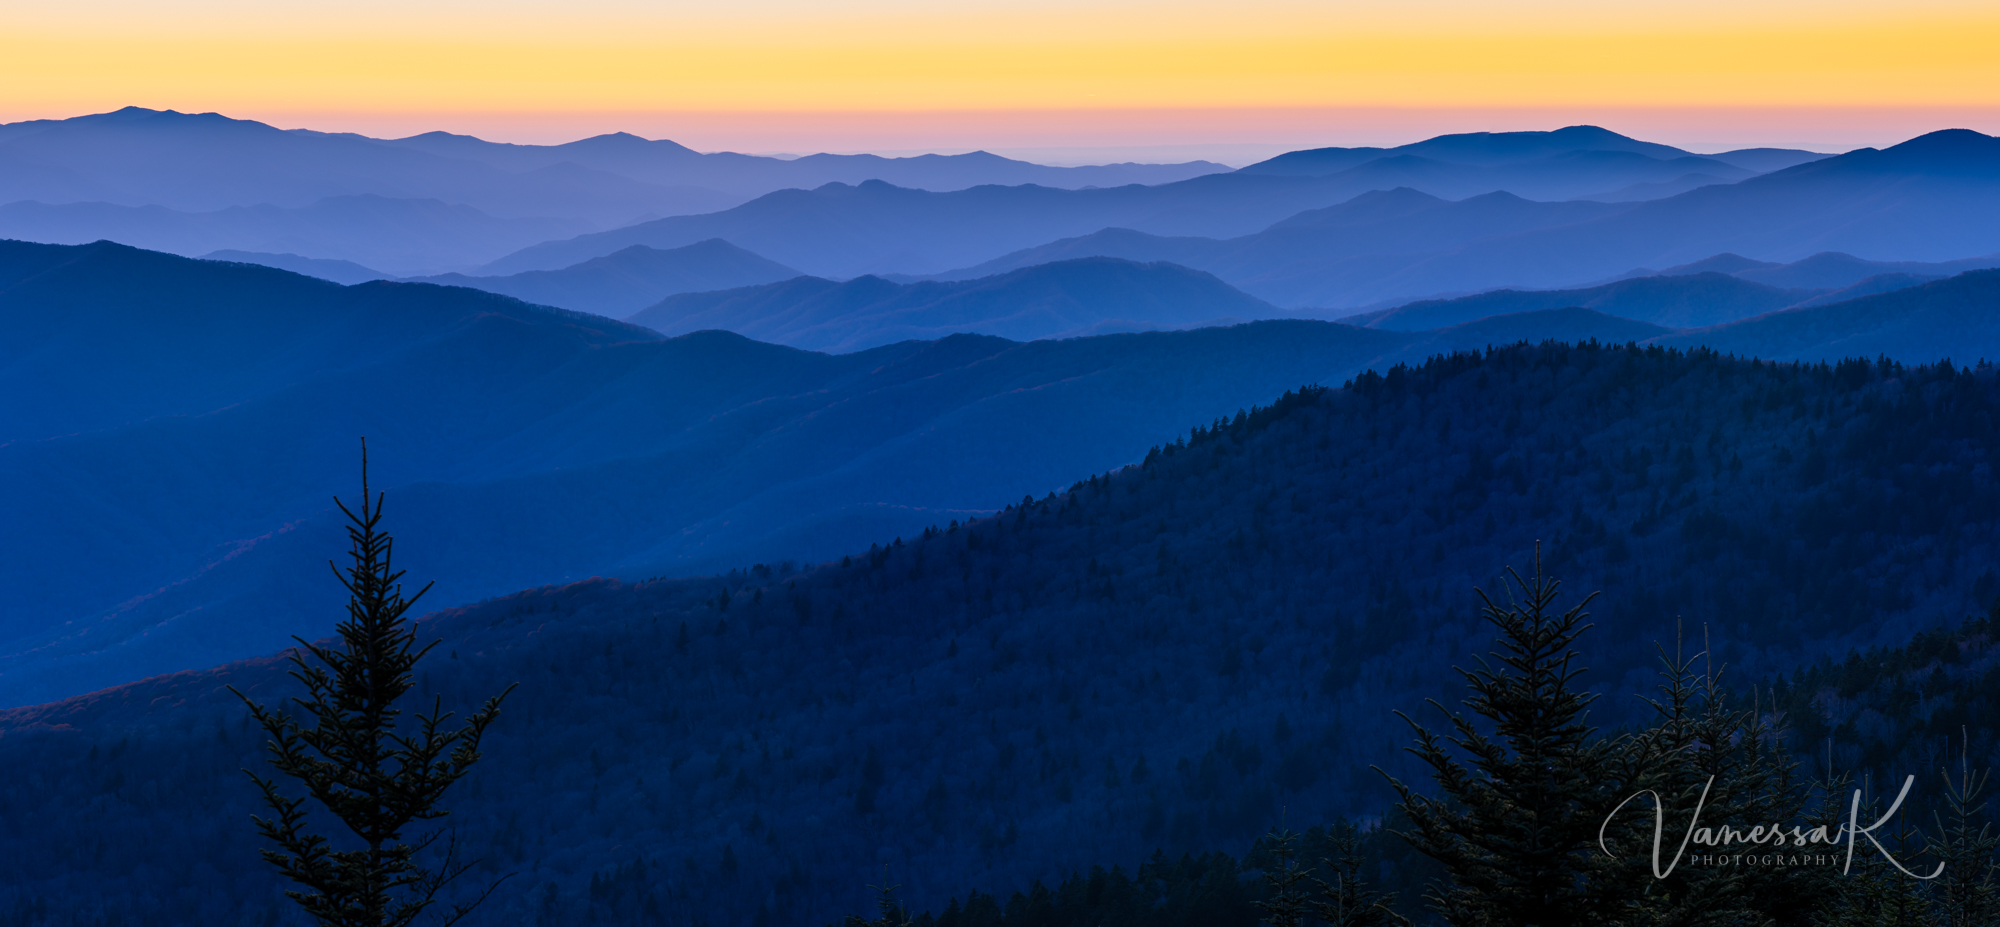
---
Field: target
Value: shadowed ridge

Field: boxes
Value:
[1649,268,2000,362]
[627,256,1279,352]
[402,239,802,317]
[1361,271,1815,331]
[10,341,2000,925]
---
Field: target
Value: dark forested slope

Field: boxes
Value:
[5,343,1999,927]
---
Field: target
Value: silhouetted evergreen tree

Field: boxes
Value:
[841,869,914,927]
[1380,549,1621,926]
[1601,631,1830,926]
[1309,821,1409,927]
[1252,829,1310,927]
[232,442,516,927]
[1931,741,2000,927]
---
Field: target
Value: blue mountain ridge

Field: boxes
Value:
[905,130,2000,308]
[8,240,2000,706]
[625,257,1283,352]
[4,338,1997,926]
[199,249,392,285]
[404,239,803,318]
[1233,125,1824,175]
[0,195,591,276]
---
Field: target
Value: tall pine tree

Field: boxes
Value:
[1379,548,1621,927]
[233,441,516,927]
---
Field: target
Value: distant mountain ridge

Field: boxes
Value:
[0,195,590,276]
[1234,125,1827,176]
[405,239,802,317]
[376,130,1231,196]
[199,250,391,285]
[1653,269,2000,363]
[0,241,1415,704]
[9,240,2000,705]
[1351,271,1821,331]
[1612,248,2000,289]
[909,130,2000,308]
[627,257,1280,352]
[0,107,1224,220]
[0,107,737,225]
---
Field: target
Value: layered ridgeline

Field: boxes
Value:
[0,107,1225,213]
[1347,255,2000,332]
[11,240,2000,706]
[475,126,1842,281]
[0,107,1220,273]
[0,195,595,277]
[1230,124,1825,176]
[404,240,803,318]
[618,257,2000,362]
[206,239,804,316]
[6,343,2000,925]
[7,240,1696,706]
[626,258,1284,352]
[905,131,2000,308]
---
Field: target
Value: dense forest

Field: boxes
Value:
[3,340,1998,926]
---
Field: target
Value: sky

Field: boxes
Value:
[4,0,1998,161]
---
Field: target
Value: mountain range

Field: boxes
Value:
[895,130,2000,307]
[0,242,1424,705]
[199,249,393,285]
[1351,271,1820,330]
[626,258,1282,352]
[405,240,803,318]
[29,114,1997,296]
[1630,248,2000,288]
[0,196,591,276]
[0,108,736,226]
[0,108,1233,273]
[1654,269,2000,362]
[13,107,2000,927]
[469,125,1898,282]
[0,107,1223,220]
[376,129,1230,195]
[11,240,2000,706]
[1233,125,1826,176]
[7,339,1999,927]
[12,115,1998,304]
[472,138,1791,281]
[602,242,1987,358]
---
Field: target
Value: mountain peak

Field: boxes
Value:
[1881,128,2000,163]
[1237,125,1690,176]
[1769,128,2000,180]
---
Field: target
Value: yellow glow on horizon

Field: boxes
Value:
[2,1,1996,139]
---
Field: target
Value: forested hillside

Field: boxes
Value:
[4,342,1998,926]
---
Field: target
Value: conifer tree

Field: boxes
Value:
[1603,631,1821,926]
[1929,737,1998,927]
[1825,794,1933,927]
[233,442,516,927]
[1309,821,1409,927]
[1379,549,1621,927]
[1252,829,1311,927]
[841,868,914,927]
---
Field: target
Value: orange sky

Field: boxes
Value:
[3,0,1997,155]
